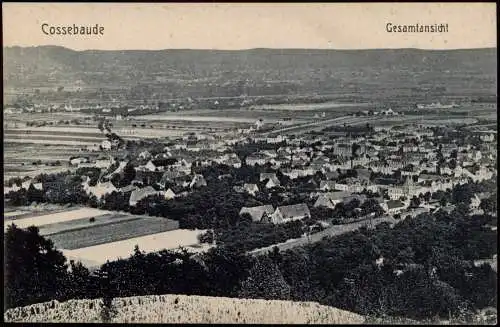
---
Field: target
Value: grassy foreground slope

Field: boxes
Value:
[4,294,365,324]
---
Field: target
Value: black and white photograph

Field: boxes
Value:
[2,2,497,324]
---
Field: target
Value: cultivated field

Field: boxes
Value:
[251,101,373,111]
[48,217,181,250]
[4,294,366,324]
[37,213,142,236]
[4,204,206,268]
[62,228,210,267]
[4,207,113,230]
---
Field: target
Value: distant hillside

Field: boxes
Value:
[4,294,366,324]
[3,46,497,102]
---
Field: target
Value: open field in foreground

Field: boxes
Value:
[4,294,365,324]
[37,213,142,237]
[3,207,112,230]
[62,229,209,268]
[49,217,181,250]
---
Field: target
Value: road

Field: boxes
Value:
[262,115,382,136]
[249,215,397,256]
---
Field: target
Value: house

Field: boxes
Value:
[271,203,311,224]
[189,174,207,189]
[239,205,275,222]
[243,183,259,196]
[70,157,89,166]
[160,170,188,186]
[401,207,429,219]
[101,140,112,150]
[260,173,281,188]
[246,152,268,166]
[479,133,495,142]
[381,200,407,214]
[129,186,160,206]
[138,150,152,160]
[95,157,113,169]
[4,183,22,195]
[281,169,300,180]
[31,182,43,191]
[86,181,117,199]
[314,191,351,209]
[355,168,372,183]
[319,180,336,192]
[324,171,340,180]
[224,156,242,168]
[163,188,176,200]
[333,143,352,157]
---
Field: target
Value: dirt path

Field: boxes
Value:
[250,215,397,256]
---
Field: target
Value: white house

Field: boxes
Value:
[319,181,336,192]
[95,157,113,169]
[190,174,207,189]
[129,186,161,206]
[86,181,117,199]
[243,183,259,196]
[260,173,281,189]
[163,188,176,200]
[101,140,112,151]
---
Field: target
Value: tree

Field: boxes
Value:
[360,198,384,217]
[480,197,497,214]
[238,256,291,301]
[410,196,421,208]
[5,224,70,309]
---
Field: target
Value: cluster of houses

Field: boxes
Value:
[5,120,497,228]
[4,178,43,195]
[75,123,496,219]
[239,203,311,224]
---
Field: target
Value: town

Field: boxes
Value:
[5,111,497,253]
[3,42,497,324]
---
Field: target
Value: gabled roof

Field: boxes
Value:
[239,205,275,222]
[320,180,336,189]
[277,203,311,219]
[386,200,406,209]
[321,191,351,202]
[243,183,259,191]
[343,194,367,205]
[130,186,159,205]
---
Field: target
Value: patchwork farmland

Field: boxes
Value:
[4,205,210,268]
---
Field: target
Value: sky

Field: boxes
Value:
[2,3,497,51]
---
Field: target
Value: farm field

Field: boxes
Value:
[137,113,259,123]
[4,210,31,218]
[3,206,80,221]
[3,204,207,268]
[37,213,142,237]
[48,217,181,250]
[62,228,210,268]
[251,101,373,111]
[3,207,113,230]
